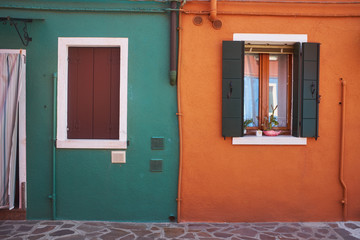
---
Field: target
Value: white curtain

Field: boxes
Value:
[0,53,25,209]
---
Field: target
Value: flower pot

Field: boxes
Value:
[263,130,281,136]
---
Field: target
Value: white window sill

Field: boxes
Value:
[232,135,307,145]
[56,139,127,149]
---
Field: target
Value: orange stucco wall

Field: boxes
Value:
[178,1,360,222]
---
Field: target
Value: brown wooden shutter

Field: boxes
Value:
[67,47,120,139]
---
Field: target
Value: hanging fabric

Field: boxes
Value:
[0,52,25,209]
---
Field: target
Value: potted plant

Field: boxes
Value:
[262,105,281,136]
[243,118,254,134]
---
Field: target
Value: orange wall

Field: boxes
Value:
[178,1,360,222]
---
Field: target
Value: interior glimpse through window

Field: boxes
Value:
[244,53,292,134]
[244,54,260,127]
[269,54,289,128]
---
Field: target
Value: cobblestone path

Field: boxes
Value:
[1,220,360,240]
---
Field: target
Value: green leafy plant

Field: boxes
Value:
[243,118,254,130]
[262,105,279,130]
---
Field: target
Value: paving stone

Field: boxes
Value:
[315,232,325,238]
[181,232,196,239]
[100,229,129,240]
[17,225,34,231]
[328,234,340,239]
[56,235,86,240]
[28,235,45,240]
[196,231,213,237]
[77,223,103,232]
[49,229,75,237]
[207,227,221,232]
[164,227,185,238]
[214,232,233,238]
[32,225,56,234]
[0,225,14,230]
[345,223,360,230]
[318,228,329,234]
[333,228,358,240]
[40,221,64,225]
[297,232,312,238]
[150,226,160,231]
[0,229,13,235]
[110,223,147,229]
[132,229,152,237]
[121,234,136,240]
[274,226,298,233]
[146,232,161,238]
[61,223,76,228]
[259,234,276,240]
[83,221,108,227]
[231,227,258,237]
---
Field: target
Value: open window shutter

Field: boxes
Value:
[222,41,244,137]
[292,43,301,137]
[301,42,320,139]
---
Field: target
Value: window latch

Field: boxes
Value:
[311,83,316,98]
[227,81,232,99]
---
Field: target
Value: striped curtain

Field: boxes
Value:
[0,53,25,209]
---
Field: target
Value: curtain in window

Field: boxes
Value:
[0,53,24,209]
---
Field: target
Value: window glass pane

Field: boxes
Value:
[244,54,259,127]
[268,54,289,127]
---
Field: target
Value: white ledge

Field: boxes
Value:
[232,136,307,145]
[56,139,127,149]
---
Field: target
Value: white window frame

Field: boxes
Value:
[56,37,128,149]
[232,33,307,145]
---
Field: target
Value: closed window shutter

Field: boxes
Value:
[67,47,120,139]
[301,43,320,139]
[222,41,244,137]
[68,47,94,139]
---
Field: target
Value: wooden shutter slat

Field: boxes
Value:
[110,48,120,139]
[93,48,112,139]
[222,41,244,137]
[301,42,320,139]
[68,47,94,139]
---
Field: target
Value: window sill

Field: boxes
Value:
[232,135,307,145]
[56,139,127,149]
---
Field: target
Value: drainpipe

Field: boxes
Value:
[48,72,57,220]
[339,78,348,221]
[176,4,184,223]
[170,0,177,85]
[209,0,222,29]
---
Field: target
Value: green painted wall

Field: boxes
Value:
[0,0,179,221]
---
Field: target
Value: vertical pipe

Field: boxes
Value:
[170,0,177,86]
[51,73,57,220]
[209,0,217,21]
[176,7,183,223]
[339,78,348,221]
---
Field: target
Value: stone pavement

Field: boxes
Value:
[1,220,360,240]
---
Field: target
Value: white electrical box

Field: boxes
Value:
[111,151,126,164]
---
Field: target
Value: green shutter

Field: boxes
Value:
[301,42,320,139]
[222,41,244,137]
[292,42,301,137]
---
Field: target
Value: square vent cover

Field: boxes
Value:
[150,159,163,172]
[151,137,165,150]
[111,151,126,164]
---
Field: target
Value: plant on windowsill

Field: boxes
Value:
[262,105,281,136]
[243,119,254,134]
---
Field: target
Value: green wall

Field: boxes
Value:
[0,0,179,221]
